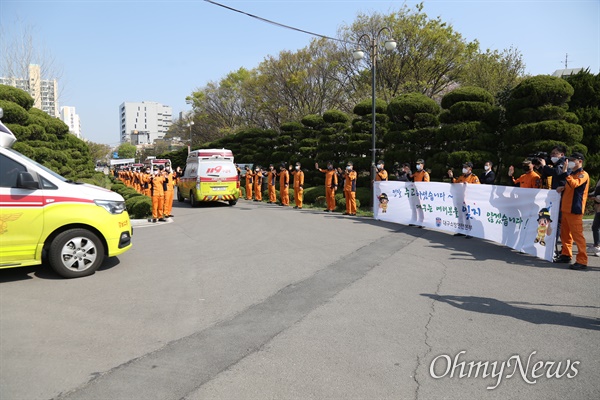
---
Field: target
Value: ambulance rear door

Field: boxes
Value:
[198,160,238,197]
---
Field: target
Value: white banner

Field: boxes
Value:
[374,181,561,262]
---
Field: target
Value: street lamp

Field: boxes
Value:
[187,120,194,154]
[353,28,397,208]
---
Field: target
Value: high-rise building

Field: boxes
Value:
[60,106,82,139]
[0,64,59,118]
[119,101,172,144]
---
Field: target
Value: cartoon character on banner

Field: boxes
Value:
[534,208,552,246]
[378,193,389,213]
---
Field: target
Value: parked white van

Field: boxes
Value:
[177,149,240,206]
[0,108,132,278]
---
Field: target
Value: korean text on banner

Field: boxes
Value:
[373,181,561,262]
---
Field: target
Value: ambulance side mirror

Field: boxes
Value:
[16,172,40,190]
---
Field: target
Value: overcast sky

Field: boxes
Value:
[1,0,598,145]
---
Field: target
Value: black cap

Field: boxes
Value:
[377,160,384,164]
[568,152,585,160]
[158,165,164,170]
[416,159,425,164]
[463,162,473,168]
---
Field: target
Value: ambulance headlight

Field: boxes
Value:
[95,200,126,214]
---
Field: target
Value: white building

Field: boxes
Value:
[0,64,59,118]
[60,106,82,139]
[119,101,172,144]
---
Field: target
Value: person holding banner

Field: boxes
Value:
[589,179,600,257]
[555,152,589,270]
[411,159,430,182]
[508,159,542,188]
[375,160,388,181]
[480,161,496,184]
[447,162,480,184]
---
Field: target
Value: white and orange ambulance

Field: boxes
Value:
[0,109,132,278]
[177,148,239,206]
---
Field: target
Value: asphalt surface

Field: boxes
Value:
[1,199,599,400]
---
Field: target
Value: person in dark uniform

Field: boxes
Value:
[479,161,495,184]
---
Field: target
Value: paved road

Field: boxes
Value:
[1,199,599,400]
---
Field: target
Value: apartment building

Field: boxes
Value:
[60,106,82,138]
[119,101,172,144]
[0,64,59,118]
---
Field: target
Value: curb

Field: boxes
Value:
[131,217,174,228]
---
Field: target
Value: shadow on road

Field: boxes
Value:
[421,293,600,331]
[0,256,123,283]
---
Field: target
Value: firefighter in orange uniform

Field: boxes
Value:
[375,160,388,181]
[279,162,290,206]
[344,161,357,215]
[253,166,263,202]
[244,166,254,200]
[290,162,304,209]
[235,164,242,198]
[150,167,166,222]
[508,159,542,188]
[141,168,152,197]
[163,166,176,217]
[316,161,338,212]
[267,164,277,204]
[554,152,589,270]
[412,159,430,182]
[448,162,480,184]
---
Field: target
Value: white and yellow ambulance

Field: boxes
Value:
[177,149,240,206]
[0,110,132,278]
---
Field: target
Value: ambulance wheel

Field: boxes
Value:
[190,192,198,207]
[48,229,105,278]
[177,188,184,202]
[229,200,237,206]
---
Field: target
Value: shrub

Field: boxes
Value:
[303,186,326,203]
[125,196,152,219]
[314,196,327,208]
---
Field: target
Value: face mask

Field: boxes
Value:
[346,166,352,171]
[484,165,490,171]
[568,161,576,169]
[377,164,383,170]
[522,166,531,172]
[146,170,150,174]
[416,164,423,171]
[295,166,300,170]
[550,157,560,163]
[255,169,260,172]
[270,167,273,170]
[462,168,469,174]
[328,165,333,170]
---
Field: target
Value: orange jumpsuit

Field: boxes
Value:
[413,170,430,182]
[279,169,290,206]
[291,169,304,208]
[150,174,166,220]
[253,170,263,201]
[245,170,254,200]
[319,168,338,211]
[452,173,480,184]
[560,168,590,265]
[141,172,151,197]
[375,169,388,181]
[267,169,277,203]
[164,171,175,217]
[344,170,357,215]
[512,170,542,188]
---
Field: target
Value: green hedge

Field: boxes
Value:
[125,196,152,219]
